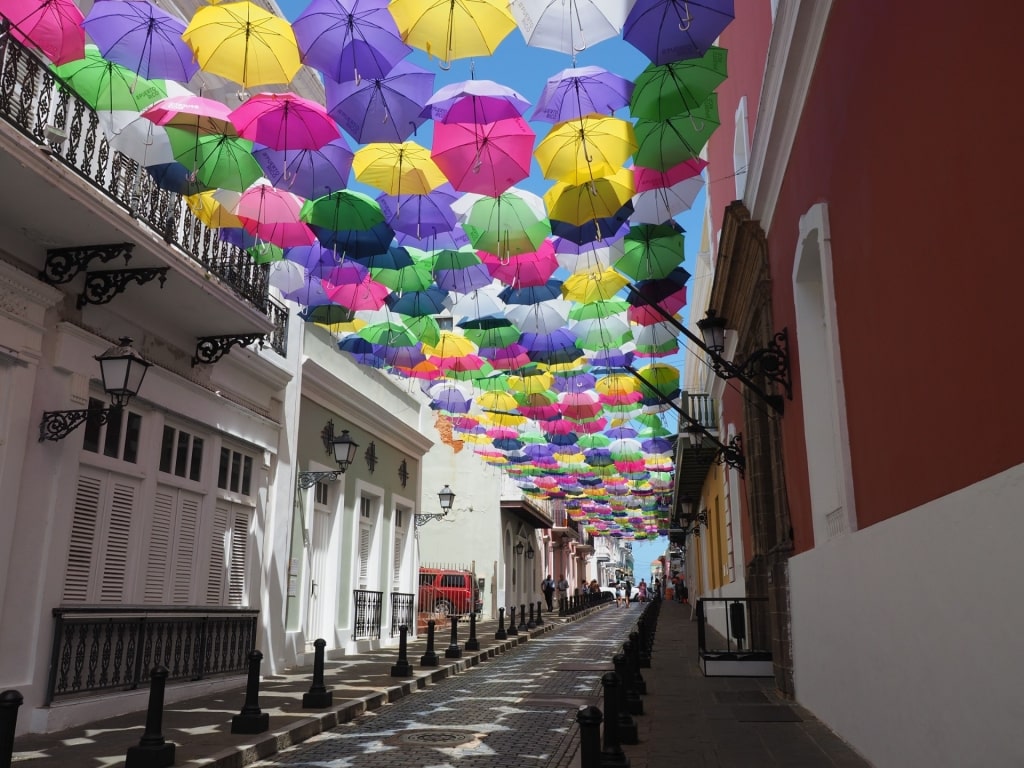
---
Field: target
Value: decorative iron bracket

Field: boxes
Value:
[716,435,746,474]
[415,512,447,527]
[364,441,377,473]
[191,333,266,366]
[711,330,792,406]
[39,406,112,442]
[40,243,134,284]
[77,267,168,308]
[398,459,409,488]
[297,470,343,489]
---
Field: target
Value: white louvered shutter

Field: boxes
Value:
[228,507,250,606]
[206,503,229,604]
[144,489,175,603]
[358,526,371,582]
[172,494,200,604]
[63,473,102,603]
[393,536,403,584]
[98,481,136,603]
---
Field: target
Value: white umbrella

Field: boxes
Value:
[509,0,635,55]
[449,283,507,321]
[505,298,571,334]
[630,174,705,224]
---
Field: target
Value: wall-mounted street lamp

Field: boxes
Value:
[514,541,524,556]
[39,337,150,442]
[683,423,746,474]
[415,484,456,527]
[526,543,535,559]
[297,420,359,488]
[697,309,792,410]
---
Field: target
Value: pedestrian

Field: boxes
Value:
[615,582,625,607]
[556,574,569,608]
[541,574,555,612]
[624,580,633,605]
[638,579,648,603]
[653,577,661,599]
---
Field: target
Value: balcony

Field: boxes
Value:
[670,391,721,542]
[0,25,286,356]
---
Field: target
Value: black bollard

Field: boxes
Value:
[391,624,414,676]
[232,651,270,734]
[612,653,638,742]
[444,615,462,658]
[620,641,643,716]
[0,690,23,768]
[302,639,333,708]
[600,672,631,767]
[535,600,545,626]
[506,606,518,636]
[518,603,527,631]
[420,620,439,666]
[577,705,603,768]
[637,617,651,668]
[125,666,175,768]
[627,632,646,694]
[464,612,480,652]
[495,607,508,640]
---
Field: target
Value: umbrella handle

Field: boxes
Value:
[678,2,693,31]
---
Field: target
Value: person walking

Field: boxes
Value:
[615,582,625,607]
[556,574,569,610]
[638,579,648,603]
[541,574,555,612]
[624,580,633,605]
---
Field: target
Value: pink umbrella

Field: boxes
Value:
[231,92,341,151]
[432,117,535,197]
[143,94,237,135]
[479,240,558,288]
[631,158,707,225]
[0,0,84,64]
[322,274,390,310]
[234,183,315,247]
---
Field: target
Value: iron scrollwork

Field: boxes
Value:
[39,406,112,442]
[77,267,168,308]
[191,333,267,366]
[711,329,792,402]
[40,243,134,284]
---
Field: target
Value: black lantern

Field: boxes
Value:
[696,309,728,354]
[525,543,535,559]
[331,429,359,473]
[514,541,525,556]
[438,484,456,512]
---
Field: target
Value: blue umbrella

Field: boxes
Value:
[386,286,451,316]
[312,221,395,259]
[623,0,736,65]
[253,139,354,200]
[550,203,633,245]
[499,279,564,305]
[326,59,435,144]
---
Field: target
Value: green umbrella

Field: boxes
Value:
[630,47,728,121]
[462,191,551,257]
[632,94,720,172]
[475,371,512,392]
[568,299,630,321]
[459,316,521,349]
[572,317,632,351]
[166,128,262,192]
[403,314,441,346]
[370,262,433,291]
[431,247,482,271]
[300,189,384,231]
[358,320,418,347]
[248,242,283,263]
[54,45,167,112]
[615,222,686,280]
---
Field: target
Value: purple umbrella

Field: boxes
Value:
[82,0,198,82]
[531,66,634,123]
[551,371,597,393]
[589,348,635,368]
[253,138,354,200]
[623,0,736,65]
[520,328,580,357]
[552,225,629,254]
[284,243,342,271]
[550,202,634,245]
[433,261,493,294]
[423,79,531,123]
[377,183,459,238]
[326,59,434,144]
[292,0,412,83]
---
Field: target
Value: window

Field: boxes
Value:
[435,316,454,332]
[360,496,372,519]
[395,508,403,527]
[733,96,750,200]
[159,425,203,481]
[206,502,252,606]
[314,479,329,505]
[82,397,142,463]
[218,446,254,496]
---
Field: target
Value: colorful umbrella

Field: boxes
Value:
[615,221,686,280]
[431,249,493,293]
[300,189,384,231]
[186,191,243,229]
[550,203,632,246]
[96,108,177,167]
[386,286,451,316]
[325,59,434,144]
[352,141,447,196]
[544,167,634,226]
[0,0,83,64]
[461,189,550,257]
[562,267,630,303]
[231,92,341,151]
[432,117,535,197]
[253,138,354,199]
[508,0,633,55]
[182,1,301,89]
[53,45,167,112]
[142,94,236,136]
[629,46,728,120]
[631,158,706,224]
[424,79,530,123]
[389,0,517,69]
[81,1,196,83]
[623,0,735,65]
[531,66,634,123]
[632,94,720,171]
[625,267,690,325]
[234,182,315,247]
[534,115,637,185]
[378,184,459,239]
[166,128,263,191]
[322,272,390,310]
[291,0,411,83]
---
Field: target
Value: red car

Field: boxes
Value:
[418,567,482,616]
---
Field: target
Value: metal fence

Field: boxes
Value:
[389,592,415,637]
[46,606,258,704]
[352,590,383,640]
[695,597,771,656]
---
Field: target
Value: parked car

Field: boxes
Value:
[418,567,482,616]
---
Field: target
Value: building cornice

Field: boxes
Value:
[746,0,833,231]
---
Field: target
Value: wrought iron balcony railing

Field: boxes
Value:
[0,22,287,356]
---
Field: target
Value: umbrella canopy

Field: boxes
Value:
[616,221,686,280]
[631,158,706,224]
[632,94,720,171]
[625,266,690,324]
[630,46,728,120]
[186,191,243,229]
[550,203,632,245]
[481,243,559,288]
[325,59,434,144]
[182,1,301,88]
[53,45,167,112]
[166,128,263,191]
[97,108,177,167]
[322,272,390,310]
[142,94,236,135]
[253,138,354,199]
[234,182,315,247]
[353,141,447,196]
[432,249,492,294]
[461,189,550,257]
[0,0,83,64]
[377,183,458,239]
[508,0,633,55]
[389,0,517,68]
[531,65,634,123]
[291,0,411,83]
[562,267,630,303]
[424,79,530,123]
[623,0,735,65]
[534,115,637,185]
[432,117,535,197]
[544,166,634,226]
[386,286,451,316]
[231,92,340,151]
[300,189,384,231]
[82,0,197,82]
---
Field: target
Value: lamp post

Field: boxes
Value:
[416,485,456,527]
[39,337,150,442]
[297,422,359,488]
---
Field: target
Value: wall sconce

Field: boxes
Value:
[39,337,150,442]
[297,420,359,488]
[697,309,792,413]
[416,484,455,527]
[514,541,525,556]
[526,543,535,559]
[684,423,746,474]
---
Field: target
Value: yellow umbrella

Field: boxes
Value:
[544,167,635,226]
[508,371,554,394]
[421,330,477,358]
[183,2,301,88]
[476,390,519,411]
[389,0,516,69]
[561,267,630,303]
[186,191,243,229]
[353,142,447,196]
[534,115,637,185]
[596,373,640,397]
[479,410,527,428]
